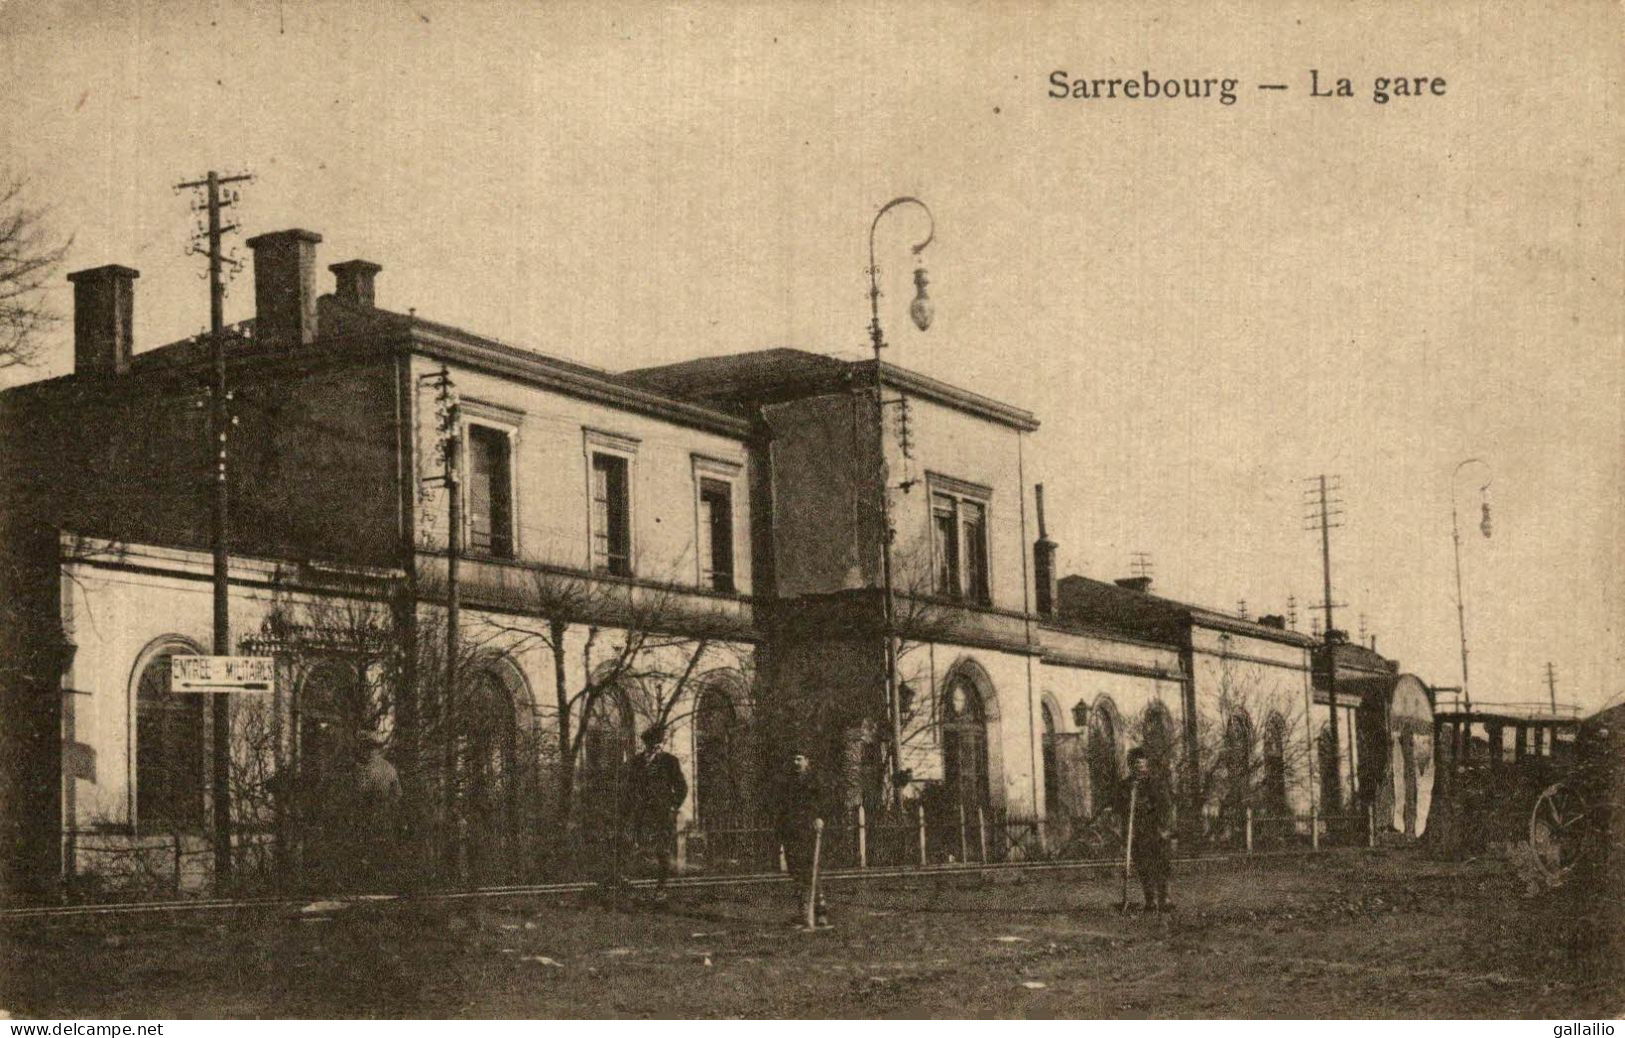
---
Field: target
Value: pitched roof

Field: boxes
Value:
[1055,574,1318,648]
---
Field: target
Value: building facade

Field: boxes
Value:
[1,225,1432,900]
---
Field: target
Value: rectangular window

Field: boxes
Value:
[699,478,734,592]
[932,493,960,597]
[467,425,513,558]
[930,479,993,605]
[961,500,989,605]
[592,452,631,576]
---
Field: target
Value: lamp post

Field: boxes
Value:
[867,196,935,809]
[1450,458,1493,713]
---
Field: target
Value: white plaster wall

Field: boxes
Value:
[412,357,754,595]
[887,396,1030,612]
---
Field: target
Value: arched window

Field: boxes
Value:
[1087,697,1122,816]
[1222,710,1254,831]
[1261,712,1289,814]
[1040,701,1059,818]
[579,687,633,817]
[134,647,206,830]
[1317,723,1340,812]
[463,667,525,882]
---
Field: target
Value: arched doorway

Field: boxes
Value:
[932,667,992,862]
[1040,701,1060,818]
[295,659,369,886]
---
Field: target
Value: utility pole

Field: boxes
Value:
[418,365,461,872]
[1546,662,1558,715]
[866,197,935,810]
[176,169,252,885]
[1303,474,1344,810]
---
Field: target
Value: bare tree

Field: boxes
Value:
[477,567,745,828]
[0,175,71,372]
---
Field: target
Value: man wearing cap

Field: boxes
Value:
[1121,746,1173,912]
[774,748,830,927]
[627,724,687,898]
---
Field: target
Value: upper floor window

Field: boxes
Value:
[467,424,513,558]
[135,648,206,831]
[930,477,992,605]
[592,452,632,576]
[698,477,735,592]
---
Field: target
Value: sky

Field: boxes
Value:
[2,0,1620,712]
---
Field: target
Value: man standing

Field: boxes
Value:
[627,724,687,898]
[774,749,829,928]
[353,729,403,890]
[1122,746,1173,912]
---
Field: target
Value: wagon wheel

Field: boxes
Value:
[1529,782,1589,881]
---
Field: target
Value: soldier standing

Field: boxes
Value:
[774,749,829,927]
[627,724,687,899]
[1122,746,1173,912]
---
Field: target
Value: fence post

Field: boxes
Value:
[977,806,988,863]
[1245,806,1254,854]
[1367,803,1376,848]
[1311,807,1320,851]
[957,801,968,863]
[917,803,928,866]
[856,804,868,869]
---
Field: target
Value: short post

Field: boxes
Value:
[1367,803,1376,848]
[1311,807,1320,851]
[1244,806,1254,854]
[856,803,868,869]
[977,805,988,863]
[957,801,968,863]
[917,803,928,866]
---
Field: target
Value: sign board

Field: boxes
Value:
[171,655,275,693]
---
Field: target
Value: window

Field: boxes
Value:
[929,479,992,605]
[932,494,960,596]
[698,478,734,592]
[135,651,206,830]
[591,452,631,576]
[467,424,513,558]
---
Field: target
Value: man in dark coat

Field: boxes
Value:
[627,724,687,896]
[774,749,829,926]
[1121,746,1173,912]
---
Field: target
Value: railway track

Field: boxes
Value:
[0,846,1346,922]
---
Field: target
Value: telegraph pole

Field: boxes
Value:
[418,365,461,870]
[1304,474,1345,810]
[1546,662,1558,715]
[176,169,252,884]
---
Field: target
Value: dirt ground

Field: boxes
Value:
[1,847,1619,1019]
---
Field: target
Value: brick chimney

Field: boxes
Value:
[1032,483,1058,617]
[246,229,322,346]
[329,259,381,309]
[1114,576,1152,594]
[66,265,138,376]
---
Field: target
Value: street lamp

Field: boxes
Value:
[868,196,936,808]
[1450,458,1493,712]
